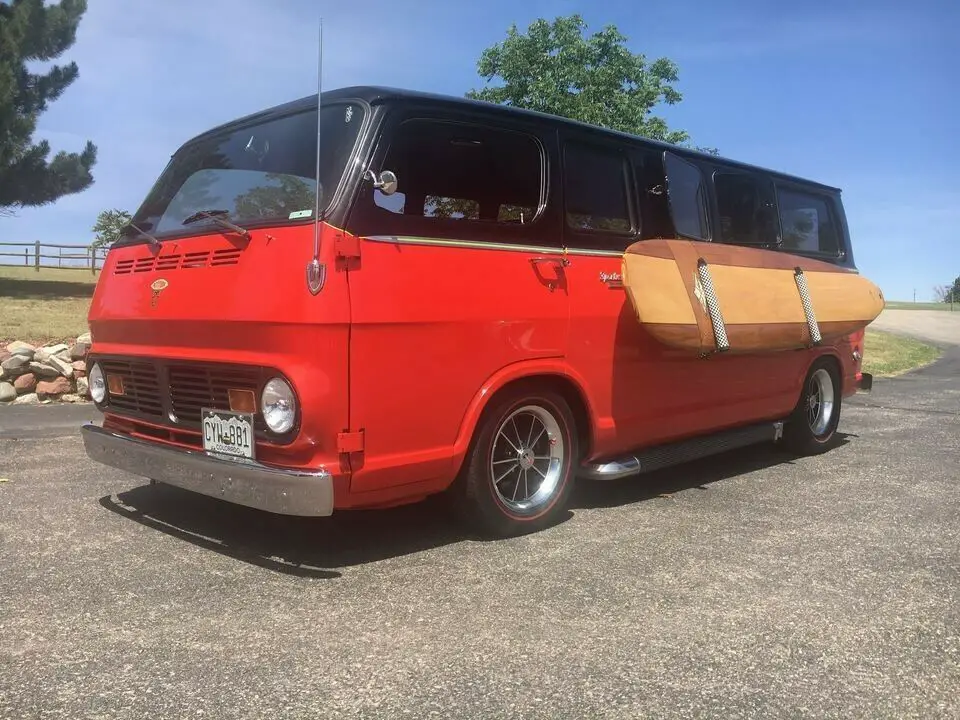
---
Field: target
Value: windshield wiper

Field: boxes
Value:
[120,221,160,247]
[181,209,249,237]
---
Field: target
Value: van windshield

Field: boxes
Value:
[127,102,365,239]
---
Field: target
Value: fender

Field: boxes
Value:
[449,357,599,476]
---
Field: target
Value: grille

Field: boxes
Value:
[113,248,242,275]
[100,359,164,418]
[99,358,274,436]
[168,363,262,425]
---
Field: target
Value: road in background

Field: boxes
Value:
[871,308,960,347]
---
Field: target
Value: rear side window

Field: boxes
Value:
[372,118,543,230]
[563,142,632,235]
[713,171,780,247]
[663,152,709,241]
[777,187,841,255]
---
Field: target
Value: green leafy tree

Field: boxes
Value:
[0,0,97,217]
[91,208,131,248]
[946,276,960,304]
[467,14,714,152]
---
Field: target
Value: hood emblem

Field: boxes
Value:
[150,278,169,308]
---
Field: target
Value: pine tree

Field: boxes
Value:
[0,0,96,216]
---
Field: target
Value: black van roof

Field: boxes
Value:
[187,84,842,194]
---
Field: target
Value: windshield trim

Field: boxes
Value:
[116,98,371,248]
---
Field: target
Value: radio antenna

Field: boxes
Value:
[306,15,326,295]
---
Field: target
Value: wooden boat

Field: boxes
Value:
[621,238,885,355]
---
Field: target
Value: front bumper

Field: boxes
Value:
[81,423,334,516]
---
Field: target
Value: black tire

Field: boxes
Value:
[782,357,843,455]
[451,383,579,538]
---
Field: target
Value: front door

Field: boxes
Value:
[342,106,570,494]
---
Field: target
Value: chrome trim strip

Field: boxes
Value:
[566,248,624,258]
[366,234,565,255]
[365,235,627,258]
[81,423,334,516]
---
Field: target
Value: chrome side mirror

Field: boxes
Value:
[364,169,398,196]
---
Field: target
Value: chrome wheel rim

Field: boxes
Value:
[806,368,835,436]
[489,405,565,514]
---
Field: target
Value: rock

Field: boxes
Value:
[13,393,39,406]
[1,355,30,375]
[46,355,74,378]
[55,348,73,363]
[36,376,72,398]
[72,361,87,377]
[0,350,10,364]
[76,376,89,399]
[6,341,35,358]
[13,373,37,395]
[60,394,83,404]
[77,332,92,345]
[29,362,60,379]
[70,342,90,361]
[34,344,69,364]
[0,382,14,403]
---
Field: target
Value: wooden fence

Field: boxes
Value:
[0,241,108,274]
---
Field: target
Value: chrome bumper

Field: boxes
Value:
[80,423,334,516]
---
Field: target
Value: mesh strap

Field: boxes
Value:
[696,259,729,352]
[794,267,822,345]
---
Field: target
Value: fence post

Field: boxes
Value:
[24,248,28,266]
[90,245,96,274]
[34,241,40,272]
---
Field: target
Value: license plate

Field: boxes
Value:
[201,408,255,460]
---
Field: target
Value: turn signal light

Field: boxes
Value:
[228,388,257,414]
[106,375,125,396]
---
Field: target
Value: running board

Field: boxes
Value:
[580,420,785,480]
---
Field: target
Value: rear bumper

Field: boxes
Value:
[856,371,873,392]
[80,422,334,516]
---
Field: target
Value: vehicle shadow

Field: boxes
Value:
[98,433,853,579]
[572,433,852,509]
[98,487,468,580]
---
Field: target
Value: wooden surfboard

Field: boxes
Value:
[621,238,885,355]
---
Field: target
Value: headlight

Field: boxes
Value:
[261,377,296,433]
[89,362,106,404]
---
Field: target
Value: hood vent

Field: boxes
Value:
[114,247,242,275]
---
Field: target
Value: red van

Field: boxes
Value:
[81,86,872,537]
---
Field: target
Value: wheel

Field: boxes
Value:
[451,384,579,538]
[782,358,842,455]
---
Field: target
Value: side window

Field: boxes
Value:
[563,141,633,238]
[713,171,780,246]
[633,149,673,240]
[663,152,709,241]
[776,187,841,255]
[370,118,543,235]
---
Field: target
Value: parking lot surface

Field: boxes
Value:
[1,350,958,719]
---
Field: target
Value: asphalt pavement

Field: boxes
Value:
[1,348,958,718]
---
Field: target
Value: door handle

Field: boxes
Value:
[529,256,568,292]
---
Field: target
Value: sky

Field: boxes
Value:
[2,0,957,301]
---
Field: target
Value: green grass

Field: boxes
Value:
[883,301,957,311]
[862,329,942,377]
[0,266,97,346]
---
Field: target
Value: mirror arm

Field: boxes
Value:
[363,168,384,189]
